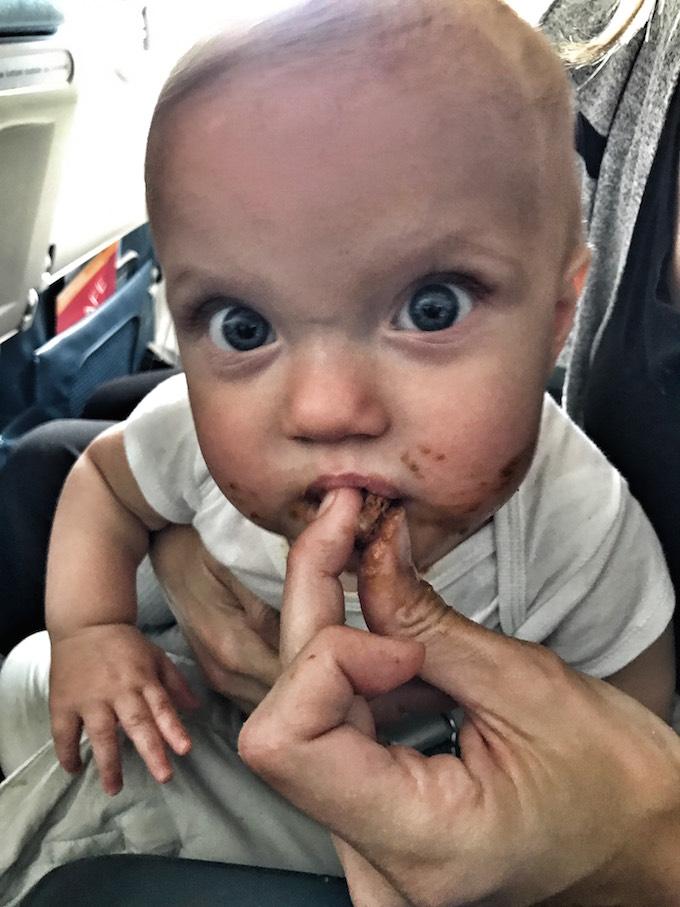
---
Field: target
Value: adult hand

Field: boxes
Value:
[240,489,680,906]
[150,524,280,712]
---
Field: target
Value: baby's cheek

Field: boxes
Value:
[418,436,536,522]
[199,449,283,531]
[460,440,536,508]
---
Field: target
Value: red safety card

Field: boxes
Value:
[56,242,118,333]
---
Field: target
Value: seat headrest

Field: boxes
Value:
[0,1,63,38]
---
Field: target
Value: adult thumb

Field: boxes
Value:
[357,506,535,717]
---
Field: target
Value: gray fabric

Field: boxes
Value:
[0,657,342,907]
[541,0,680,424]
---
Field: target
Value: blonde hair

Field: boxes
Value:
[557,0,656,67]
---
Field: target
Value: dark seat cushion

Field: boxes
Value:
[20,855,353,906]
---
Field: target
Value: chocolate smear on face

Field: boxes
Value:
[354,492,397,550]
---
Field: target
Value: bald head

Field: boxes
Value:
[146,0,583,263]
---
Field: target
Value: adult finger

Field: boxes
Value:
[115,692,173,785]
[198,661,271,710]
[198,542,281,652]
[82,705,122,796]
[331,689,412,905]
[241,625,452,845]
[223,623,280,687]
[221,569,281,652]
[279,487,363,666]
[243,620,680,905]
[357,506,552,724]
[184,612,281,690]
[51,709,83,774]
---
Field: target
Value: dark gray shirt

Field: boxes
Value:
[541,0,680,422]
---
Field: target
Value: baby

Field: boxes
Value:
[46,0,675,797]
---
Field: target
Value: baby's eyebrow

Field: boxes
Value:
[408,230,524,274]
[166,265,275,309]
[362,228,528,293]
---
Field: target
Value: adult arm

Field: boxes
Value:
[240,489,680,906]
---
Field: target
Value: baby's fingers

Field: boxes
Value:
[116,692,174,785]
[51,709,83,774]
[82,705,122,796]
[142,683,192,757]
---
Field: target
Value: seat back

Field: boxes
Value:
[0,1,77,344]
[0,259,156,466]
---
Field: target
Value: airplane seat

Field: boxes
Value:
[0,2,161,467]
[20,855,353,906]
[0,255,157,468]
[0,0,75,347]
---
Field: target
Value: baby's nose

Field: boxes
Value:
[281,348,390,443]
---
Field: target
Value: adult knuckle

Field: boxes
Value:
[392,582,453,641]
[49,690,73,713]
[504,641,570,709]
[238,718,289,775]
[525,642,567,683]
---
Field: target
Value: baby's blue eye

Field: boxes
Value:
[395,282,474,332]
[208,304,275,352]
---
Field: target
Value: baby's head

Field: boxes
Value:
[145,0,587,571]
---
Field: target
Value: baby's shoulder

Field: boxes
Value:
[125,372,191,425]
[123,373,210,515]
[510,397,671,646]
[519,395,628,552]
[124,372,198,454]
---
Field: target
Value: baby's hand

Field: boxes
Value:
[49,623,199,795]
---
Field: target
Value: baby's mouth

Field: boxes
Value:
[302,484,401,550]
[354,492,399,549]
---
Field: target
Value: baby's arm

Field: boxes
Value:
[46,425,198,794]
[603,622,676,723]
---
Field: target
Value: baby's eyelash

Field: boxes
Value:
[174,295,238,336]
[418,271,494,300]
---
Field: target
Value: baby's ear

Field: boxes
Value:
[550,244,591,363]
